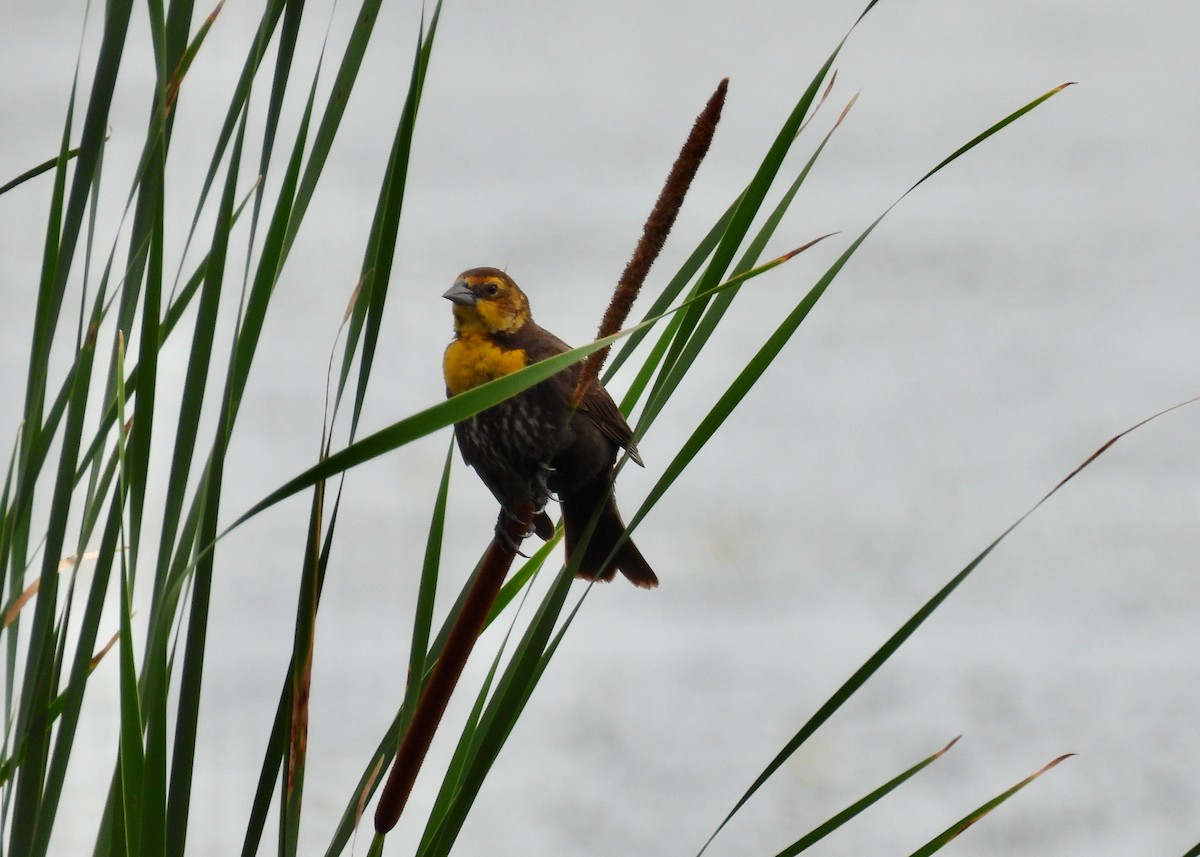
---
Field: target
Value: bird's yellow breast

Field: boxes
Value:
[443,332,528,396]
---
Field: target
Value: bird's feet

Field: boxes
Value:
[494,506,534,556]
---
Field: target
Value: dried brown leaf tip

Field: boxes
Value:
[935,735,962,757]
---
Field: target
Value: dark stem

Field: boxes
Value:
[373,501,534,834]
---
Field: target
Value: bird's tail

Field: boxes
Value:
[560,480,658,589]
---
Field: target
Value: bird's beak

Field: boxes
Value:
[442,280,476,307]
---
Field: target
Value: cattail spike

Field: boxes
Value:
[572,78,729,407]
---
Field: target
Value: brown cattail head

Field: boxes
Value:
[572,78,729,408]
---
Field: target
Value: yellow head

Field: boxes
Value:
[443,268,531,335]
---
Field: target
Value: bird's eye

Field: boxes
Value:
[484,282,500,296]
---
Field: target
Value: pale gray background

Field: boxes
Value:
[1,1,1197,855]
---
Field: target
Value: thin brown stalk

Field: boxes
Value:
[374,501,535,834]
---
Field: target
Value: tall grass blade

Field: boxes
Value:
[773,737,960,856]
[0,149,86,197]
[224,263,784,541]
[23,0,132,441]
[698,394,1192,854]
[417,566,577,856]
[404,442,455,735]
[159,76,253,857]
[905,754,1073,856]
[8,240,105,855]
[338,0,442,436]
[637,92,851,439]
[113,333,146,853]
[625,82,1075,590]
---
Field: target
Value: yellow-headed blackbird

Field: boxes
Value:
[442,267,658,588]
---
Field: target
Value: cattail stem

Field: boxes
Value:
[572,78,729,407]
[374,501,534,834]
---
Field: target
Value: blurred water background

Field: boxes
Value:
[1,1,1198,854]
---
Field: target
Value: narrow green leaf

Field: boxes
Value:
[225,263,783,542]
[404,441,455,736]
[697,395,1197,853]
[226,326,633,534]
[418,565,576,856]
[637,90,855,438]
[35,487,125,855]
[905,754,1073,856]
[623,81,1076,589]
[0,148,86,197]
[638,21,849,435]
[114,334,146,855]
[773,737,959,856]
[161,64,255,857]
[240,684,289,857]
[9,277,102,857]
[339,0,443,438]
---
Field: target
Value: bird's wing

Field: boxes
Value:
[508,322,644,466]
[577,382,644,466]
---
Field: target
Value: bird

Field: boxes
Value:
[442,267,658,588]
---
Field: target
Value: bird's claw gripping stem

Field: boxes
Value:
[494,506,534,556]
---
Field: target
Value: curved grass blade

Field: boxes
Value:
[774,737,960,856]
[165,0,286,305]
[240,6,444,846]
[113,333,146,853]
[625,81,1076,597]
[414,565,548,853]
[637,91,855,437]
[697,395,1196,854]
[224,259,791,542]
[404,441,455,737]
[905,754,1073,856]
[226,326,634,536]
[417,564,577,857]
[0,148,85,197]
[7,262,103,857]
[337,0,443,437]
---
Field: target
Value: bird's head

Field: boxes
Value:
[443,268,531,334]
